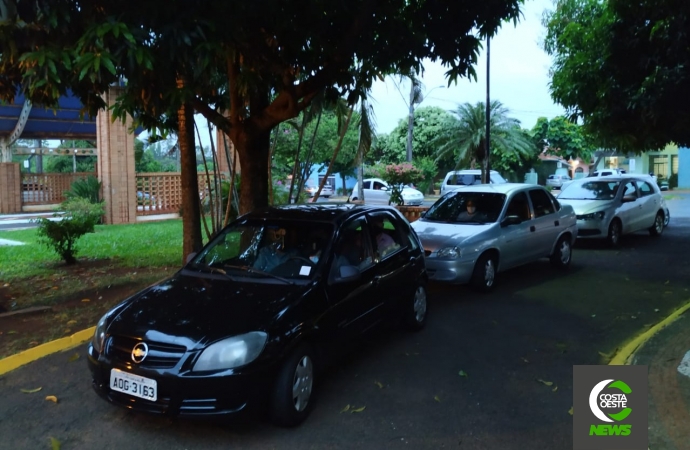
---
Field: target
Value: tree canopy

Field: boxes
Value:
[542,0,690,152]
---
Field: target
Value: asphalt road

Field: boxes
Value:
[0,198,689,450]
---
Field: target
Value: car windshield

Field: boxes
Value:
[188,219,335,283]
[559,181,620,200]
[423,192,506,223]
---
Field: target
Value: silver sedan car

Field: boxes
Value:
[411,184,577,291]
[556,175,668,247]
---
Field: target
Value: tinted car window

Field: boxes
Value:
[368,213,404,258]
[638,181,654,197]
[622,181,637,198]
[559,181,620,200]
[191,219,334,282]
[505,192,531,221]
[424,192,506,223]
[528,189,556,218]
[331,216,374,277]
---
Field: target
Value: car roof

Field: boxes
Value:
[568,175,656,184]
[445,169,500,175]
[240,203,401,225]
[444,182,537,195]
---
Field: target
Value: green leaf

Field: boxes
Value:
[340,404,350,413]
[101,57,116,76]
[20,387,43,394]
[458,370,468,378]
[68,353,80,362]
[537,379,553,386]
[434,395,441,402]
[50,437,61,450]
[351,406,365,413]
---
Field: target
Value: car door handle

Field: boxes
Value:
[530,225,536,232]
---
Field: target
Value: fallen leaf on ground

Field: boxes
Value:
[568,407,573,415]
[374,381,384,389]
[81,298,90,302]
[654,309,660,312]
[64,329,71,334]
[598,351,613,359]
[50,437,60,450]
[7,330,17,335]
[458,370,468,378]
[66,320,77,326]
[521,357,529,363]
[434,395,441,402]
[537,379,554,386]
[552,386,558,392]
[45,395,58,403]
[665,280,670,285]
[68,353,80,362]
[340,404,351,413]
[591,314,596,318]
[20,387,42,394]
[29,341,38,346]
[52,286,59,290]
[351,406,366,413]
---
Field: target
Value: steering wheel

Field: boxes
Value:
[288,256,315,266]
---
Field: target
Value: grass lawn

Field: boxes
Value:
[0,219,188,359]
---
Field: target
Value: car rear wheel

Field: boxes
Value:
[550,235,572,269]
[607,219,621,248]
[649,212,664,236]
[470,253,497,292]
[403,284,427,331]
[270,344,315,427]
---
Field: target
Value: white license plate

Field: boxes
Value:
[110,369,157,402]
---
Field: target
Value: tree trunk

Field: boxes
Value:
[232,125,271,215]
[177,83,203,263]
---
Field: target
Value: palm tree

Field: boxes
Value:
[434,100,534,182]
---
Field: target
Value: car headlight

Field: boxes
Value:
[92,313,109,354]
[577,211,606,220]
[193,331,268,372]
[436,246,461,259]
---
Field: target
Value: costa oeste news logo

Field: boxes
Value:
[573,365,648,450]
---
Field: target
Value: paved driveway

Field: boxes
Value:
[1,217,689,450]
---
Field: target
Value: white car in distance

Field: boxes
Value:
[348,178,425,206]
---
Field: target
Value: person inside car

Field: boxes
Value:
[253,227,293,272]
[455,198,487,222]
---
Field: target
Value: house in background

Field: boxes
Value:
[592,143,689,187]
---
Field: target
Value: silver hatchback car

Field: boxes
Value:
[411,184,577,291]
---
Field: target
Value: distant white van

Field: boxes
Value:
[440,170,507,196]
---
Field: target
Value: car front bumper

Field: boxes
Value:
[423,257,476,284]
[87,344,276,417]
[574,219,606,238]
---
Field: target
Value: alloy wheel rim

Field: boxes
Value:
[484,259,495,287]
[655,215,663,233]
[292,355,313,412]
[560,240,571,264]
[413,287,427,323]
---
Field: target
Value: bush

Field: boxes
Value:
[669,173,678,190]
[381,163,424,205]
[35,198,105,264]
[65,175,102,203]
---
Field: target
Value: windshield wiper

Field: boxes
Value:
[187,263,238,281]
[223,264,294,285]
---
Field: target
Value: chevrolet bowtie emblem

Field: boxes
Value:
[131,342,149,363]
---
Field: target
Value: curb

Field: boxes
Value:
[0,326,95,376]
[609,299,690,366]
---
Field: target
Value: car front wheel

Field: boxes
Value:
[607,219,621,247]
[470,253,497,292]
[403,284,427,331]
[550,235,572,269]
[649,212,664,236]
[270,344,315,427]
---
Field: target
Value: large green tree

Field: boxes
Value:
[530,116,596,164]
[0,0,525,256]
[542,0,690,151]
[433,100,535,181]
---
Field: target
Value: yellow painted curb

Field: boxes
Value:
[609,299,690,366]
[0,326,95,376]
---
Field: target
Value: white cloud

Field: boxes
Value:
[369,0,564,134]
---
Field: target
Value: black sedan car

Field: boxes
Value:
[87,204,428,426]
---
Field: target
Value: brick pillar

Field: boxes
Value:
[96,86,136,224]
[0,163,21,214]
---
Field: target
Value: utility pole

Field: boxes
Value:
[484,36,491,184]
[406,82,415,162]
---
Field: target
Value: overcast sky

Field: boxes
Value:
[369,0,563,135]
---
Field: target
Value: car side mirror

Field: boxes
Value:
[334,265,361,283]
[622,195,636,203]
[501,215,522,227]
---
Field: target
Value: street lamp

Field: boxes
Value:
[406,84,445,162]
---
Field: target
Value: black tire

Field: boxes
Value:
[470,252,497,292]
[606,219,622,248]
[649,212,664,236]
[270,344,316,427]
[550,235,572,269]
[403,284,427,331]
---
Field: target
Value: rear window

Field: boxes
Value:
[559,181,620,200]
